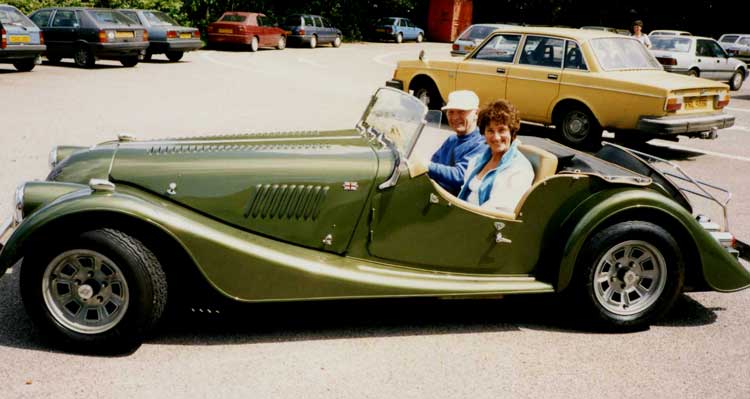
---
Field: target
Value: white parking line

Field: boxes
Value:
[650,141,750,162]
[297,57,326,68]
[727,106,750,113]
[373,51,412,67]
[199,52,259,72]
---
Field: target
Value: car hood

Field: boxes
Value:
[108,129,384,253]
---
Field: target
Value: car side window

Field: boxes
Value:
[120,11,141,25]
[473,34,521,63]
[696,40,713,57]
[303,15,313,27]
[400,19,408,27]
[519,36,564,68]
[313,17,323,27]
[708,41,726,57]
[51,10,78,28]
[31,10,52,27]
[564,41,587,71]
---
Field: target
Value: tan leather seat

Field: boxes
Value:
[518,144,558,185]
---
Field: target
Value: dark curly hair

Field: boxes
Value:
[478,100,521,140]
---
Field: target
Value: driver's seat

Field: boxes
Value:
[518,144,558,185]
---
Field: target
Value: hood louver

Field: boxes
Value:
[244,184,330,221]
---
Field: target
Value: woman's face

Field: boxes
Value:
[484,120,512,156]
[633,25,642,35]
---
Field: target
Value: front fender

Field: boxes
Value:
[557,188,750,293]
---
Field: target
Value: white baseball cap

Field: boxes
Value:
[441,90,479,111]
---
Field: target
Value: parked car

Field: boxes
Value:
[649,30,691,37]
[452,23,517,56]
[282,14,342,48]
[1,87,748,351]
[0,4,45,71]
[650,35,746,90]
[718,33,750,63]
[118,9,202,62]
[580,26,617,33]
[387,27,735,148]
[371,17,424,43]
[28,7,148,68]
[206,11,286,52]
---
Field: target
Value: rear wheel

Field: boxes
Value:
[333,35,342,48]
[309,35,318,49]
[120,56,139,67]
[13,59,36,72]
[556,105,602,149]
[729,70,744,91]
[20,229,168,352]
[249,36,259,52]
[143,51,153,62]
[165,51,184,62]
[276,36,287,50]
[73,46,95,68]
[571,221,684,330]
[396,33,403,44]
[687,68,699,77]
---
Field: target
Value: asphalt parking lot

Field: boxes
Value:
[1,42,749,398]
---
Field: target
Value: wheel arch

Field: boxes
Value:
[407,74,445,105]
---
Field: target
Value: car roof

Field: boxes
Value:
[650,30,691,34]
[221,11,259,16]
[488,26,621,40]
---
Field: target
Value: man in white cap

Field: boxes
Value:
[428,90,487,195]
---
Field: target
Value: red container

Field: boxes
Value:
[427,0,473,42]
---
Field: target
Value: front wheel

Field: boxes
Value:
[332,35,342,48]
[729,70,744,91]
[572,221,684,330]
[13,59,36,72]
[556,105,602,149]
[120,56,139,67]
[20,229,168,352]
[416,33,424,43]
[165,51,183,62]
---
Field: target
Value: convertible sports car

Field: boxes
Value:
[1,88,748,351]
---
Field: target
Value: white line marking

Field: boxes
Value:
[297,57,326,68]
[727,106,750,113]
[650,141,750,162]
[199,52,259,72]
[373,51,412,67]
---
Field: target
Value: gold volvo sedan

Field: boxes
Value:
[387,27,736,148]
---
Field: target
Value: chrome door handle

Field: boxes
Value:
[496,67,506,74]
[547,74,559,80]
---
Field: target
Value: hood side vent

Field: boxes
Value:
[147,143,332,155]
[244,184,330,221]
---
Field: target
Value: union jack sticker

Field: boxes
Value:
[343,181,359,191]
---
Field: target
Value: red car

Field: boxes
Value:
[207,12,287,51]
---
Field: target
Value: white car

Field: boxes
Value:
[650,35,747,90]
[451,23,518,56]
[718,33,750,63]
[649,30,692,37]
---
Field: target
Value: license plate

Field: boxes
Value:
[465,45,474,51]
[9,35,30,43]
[685,97,708,110]
[115,31,135,39]
[376,28,386,32]
[180,33,192,39]
[218,28,233,34]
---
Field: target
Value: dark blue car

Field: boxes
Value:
[118,9,202,62]
[372,17,424,43]
[0,4,45,71]
[282,14,342,49]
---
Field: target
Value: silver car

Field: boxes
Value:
[451,23,517,56]
[718,33,750,63]
[649,29,692,37]
[650,35,747,90]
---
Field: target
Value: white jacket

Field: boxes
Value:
[464,151,534,214]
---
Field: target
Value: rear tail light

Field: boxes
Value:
[298,28,305,35]
[656,57,677,66]
[193,30,200,39]
[386,27,393,34]
[1,28,7,49]
[665,96,683,112]
[166,30,177,39]
[98,30,108,43]
[207,25,215,33]
[143,30,148,41]
[452,43,459,51]
[39,31,44,45]
[715,92,730,109]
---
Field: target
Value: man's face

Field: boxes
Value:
[446,109,478,135]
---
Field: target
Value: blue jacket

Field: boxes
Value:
[428,128,487,194]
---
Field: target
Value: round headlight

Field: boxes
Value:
[14,183,25,223]
[49,146,59,169]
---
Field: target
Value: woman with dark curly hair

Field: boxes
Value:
[457,100,534,213]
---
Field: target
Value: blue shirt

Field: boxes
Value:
[428,128,487,195]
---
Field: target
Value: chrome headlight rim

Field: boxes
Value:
[14,183,25,223]
[49,146,59,170]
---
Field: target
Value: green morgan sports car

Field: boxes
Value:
[1,88,749,351]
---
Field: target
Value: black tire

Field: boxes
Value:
[687,68,699,77]
[249,36,259,52]
[309,35,317,49]
[729,70,744,91]
[165,51,184,62]
[416,33,424,43]
[20,228,168,353]
[13,59,36,72]
[143,51,153,62]
[120,56,139,67]
[555,104,603,150]
[332,34,342,48]
[396,33,403,44]
[73,45,95,68]
[571,221,684,331]
[46,55,62,64]
[276,36,287,50]
[410,81,443,111]
[614,131,653,146]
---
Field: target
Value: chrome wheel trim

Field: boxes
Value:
[334,36,341,47]
[310,36,317,48]
[593,240,667,316]
[42,249,130,334]
[396,33,403,43]
[278,36,286,49]
[250,37,259,51]
[415,89,431,107]
[417,33,424,43]
[732,72,742,87]
[73,47,89,66]
[563,110,590,142]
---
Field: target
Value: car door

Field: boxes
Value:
[695,39,720,79]
[708,39,734,81]
[402,19,413,40]
[506,35,565,122]
[46,9,80,56]
[312,16,325,43]
[454,33,522,107]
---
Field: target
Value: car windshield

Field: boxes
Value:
[360,88,428,157]
[720,35,739,43]
[90,10,135,25]
[221,14,246,23]
[590,38,662,70]
[651,37,692,52]
[459,25,497,41]
[376,17,397,26]
[143,11,178,26]
[0,6,37,28]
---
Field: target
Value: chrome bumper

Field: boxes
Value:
[637,113,735,135]
[0,216,17,254]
